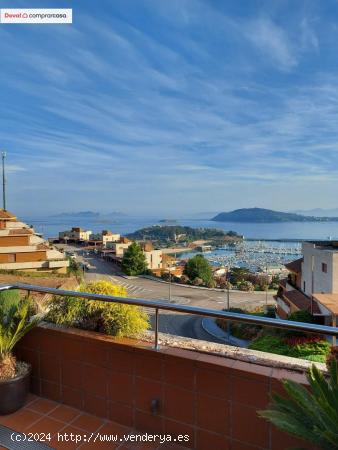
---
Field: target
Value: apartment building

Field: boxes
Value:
[105,239,163,271]
[106,240,132,256]
[91,230,121,248]
[0,209,69,273]
[276,241,338,330]
[59,227,92,242]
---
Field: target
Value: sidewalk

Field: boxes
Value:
[140,274,274,294]
[201,317,250,348]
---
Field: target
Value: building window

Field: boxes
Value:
[303,281,306,292]
[322,262,328,273]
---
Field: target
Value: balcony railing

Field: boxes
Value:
[1,282,337,350]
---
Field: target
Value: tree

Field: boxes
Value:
[121,243,148,276]
[230,267,249,284]
[183,254,213,285]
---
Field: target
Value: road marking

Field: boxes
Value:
[107,275,153,296]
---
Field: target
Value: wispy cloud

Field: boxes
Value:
[0,0,337,215]
[244,18,297,70]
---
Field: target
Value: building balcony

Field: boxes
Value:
[1,283,335,450]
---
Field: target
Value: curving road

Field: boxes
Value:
[61,244,276,343]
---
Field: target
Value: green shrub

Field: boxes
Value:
[288,310,314,323]
[0,289,21,313]
[249,334,330,363]
[238,281,254,291]
[46,280,149,337]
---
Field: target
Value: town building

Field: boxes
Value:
[104,239,163,271]
[0,209,69,273]
[143,248,163,270]
[276,241,338,332]
[90,230,121,247]
[106,240,132,256]
[59,227,92,242]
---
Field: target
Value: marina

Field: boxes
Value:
[179,240,302,273]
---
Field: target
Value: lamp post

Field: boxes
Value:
[1,151,6,211]
[265,265,269,312]
[168,265,172,303]
[226,284,230,339]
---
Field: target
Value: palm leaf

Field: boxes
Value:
[258,360,338,450]
[0,293,41,359]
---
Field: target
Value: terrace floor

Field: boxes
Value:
[0,395,189,450]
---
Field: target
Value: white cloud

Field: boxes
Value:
[245,18,297,70]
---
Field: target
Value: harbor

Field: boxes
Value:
[179,240,302,273]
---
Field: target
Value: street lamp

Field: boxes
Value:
[265,265,269,311]
[1,151,7,211]
[226,284,230,339]
[168,265,173,303]
[165,263,174,303]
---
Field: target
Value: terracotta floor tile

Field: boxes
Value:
[27,397,59,415]
[25,393,39,406]
[160,445,190,450]
[80,436,120,450]
[50,425,88,450]
[48,404,81,423]
[24,416,66,436]
[121,431,163,450]
[71,413,105,433]
[99,420,132,435]
[0,409,42,431]
[118,445,160,450]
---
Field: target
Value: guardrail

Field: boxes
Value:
[1,283,337,350]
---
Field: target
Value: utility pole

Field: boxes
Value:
[1,151,6,211]
[265,265,269,312]
[226,285,230,339]
[168,266,172,303]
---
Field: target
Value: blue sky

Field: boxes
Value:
[1,0,338,216]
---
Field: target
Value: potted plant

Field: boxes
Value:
[0,289,40,415]
[258,359,338,450]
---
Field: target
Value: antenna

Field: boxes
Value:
[1,151,6,210]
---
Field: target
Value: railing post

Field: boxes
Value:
[154,308,160,350]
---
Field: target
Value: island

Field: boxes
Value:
[212,208,338,223]
[51,211,100,218]
[127,225,241,244]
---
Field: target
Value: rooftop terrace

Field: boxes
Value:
[1,283,337,450]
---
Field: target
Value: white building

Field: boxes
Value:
[277,241,338,339]
[59,227,92,242]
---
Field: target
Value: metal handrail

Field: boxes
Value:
[0,283,337,350]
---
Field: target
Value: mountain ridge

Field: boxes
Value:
[212,208,338,223]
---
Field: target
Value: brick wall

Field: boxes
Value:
[16,325,319,450]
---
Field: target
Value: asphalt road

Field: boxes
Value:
[59,244,276,343]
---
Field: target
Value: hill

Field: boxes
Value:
[212,208,338,223]
[127,225,241,242]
